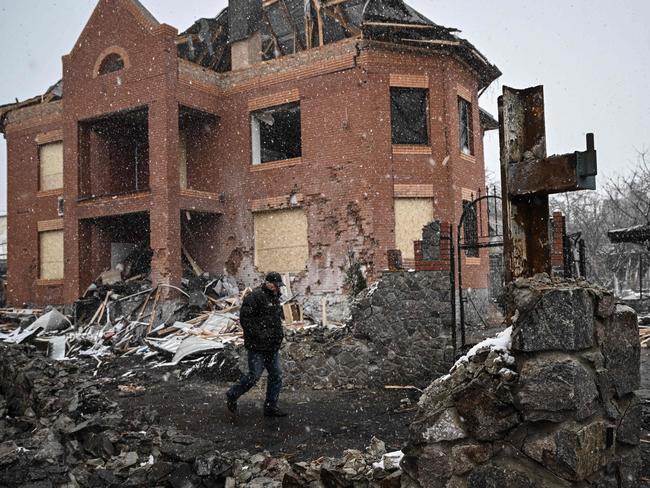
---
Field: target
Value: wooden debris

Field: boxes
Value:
[640,327,650,347]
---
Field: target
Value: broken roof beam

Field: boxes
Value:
[506,134,597,197]
[313,0,325,47]
[323,4,361,36]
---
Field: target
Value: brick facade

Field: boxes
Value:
[2,0,495,305]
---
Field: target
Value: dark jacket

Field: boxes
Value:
[240,285,284,352]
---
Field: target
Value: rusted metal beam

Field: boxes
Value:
[499,85,598,284]
[499,86,550,282]
[507,134,597,197]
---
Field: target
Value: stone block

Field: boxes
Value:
[524,421,608,481]
[596,294,616,318]
[617,448,641,488]
[451,443,492,476]
[423,408,467,443]
[408,445,452,488]
[517,357,599,422]
[600,305,640,398]
[511,287,594,352]
[616,394,642,446]
[454,377,520,441]
[466,464,536,488]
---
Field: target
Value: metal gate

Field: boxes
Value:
[456,190,504,350]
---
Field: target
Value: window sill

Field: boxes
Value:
[465,257,481,265]
[180,188,221,199]
[392,145,431,155]
[37,189,63,198]
[36,279,64,286]
[77,190,150,204]
[460,152,476,163]
[250,157,302,172]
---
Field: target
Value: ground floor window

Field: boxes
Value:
[39,229,64,280]
[254,208,308,272]
[394,198,433,260]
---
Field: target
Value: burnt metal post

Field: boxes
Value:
[499,85,597,284]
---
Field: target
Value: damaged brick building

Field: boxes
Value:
[0,0,500,306]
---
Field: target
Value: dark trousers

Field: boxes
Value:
[227,349,282,407]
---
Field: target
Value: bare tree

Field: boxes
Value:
[603,150,650,227]
[552,150,650,292]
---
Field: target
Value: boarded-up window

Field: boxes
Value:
[39,142,63,191]
[39,230,64,280]
[394,198,433,260]
[254,208,308,272]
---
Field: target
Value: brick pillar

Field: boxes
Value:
[148,98,181,292]
[551,211,566,273]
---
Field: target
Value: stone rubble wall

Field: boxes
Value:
[280,270,454,389]
[402,276,643,488]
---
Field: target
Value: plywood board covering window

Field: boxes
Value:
[39,142,63,191]
[39,230,64,280]
[394,198,433,260]
[254,208,308,272]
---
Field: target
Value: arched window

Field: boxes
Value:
[98,52,125,75]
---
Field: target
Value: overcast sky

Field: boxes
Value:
[1,0,649,214]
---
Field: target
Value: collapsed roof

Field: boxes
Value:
[1,0,501,132]
[178,0,501,89]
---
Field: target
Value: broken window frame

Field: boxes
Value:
[250,102,302,165]
[458,96,474,156]
[390,87,430,146]
[97,52,125,76]
[38,141,64,191]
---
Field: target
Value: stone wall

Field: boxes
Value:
[402,276,642,487]
[281,270,453,389]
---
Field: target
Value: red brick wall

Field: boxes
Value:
[3,1,490,305]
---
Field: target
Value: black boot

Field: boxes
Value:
[263,405,287,417]
[226,393,237,414]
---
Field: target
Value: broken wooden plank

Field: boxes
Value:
[181,244,203,276]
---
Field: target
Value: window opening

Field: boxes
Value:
[390,88,429,145]
[98,52,125,75]
[458,97,473,155]
[462,199,479,257]
[251,102,301,164]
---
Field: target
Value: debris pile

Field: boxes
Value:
[0,270,313,367]
[402,276,643,487]
[0,342,412,487]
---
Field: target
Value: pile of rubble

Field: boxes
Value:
[0,342,413,487]
[0,270,320,367]
[402,275,643,487]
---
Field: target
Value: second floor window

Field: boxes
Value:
[390,87,429,145]
[458,97,473,155]
[39,141,63,191]
[251,102,301,164]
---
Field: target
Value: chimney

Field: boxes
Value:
[229,0,263,70]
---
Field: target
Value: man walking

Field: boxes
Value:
[226,272,287,417]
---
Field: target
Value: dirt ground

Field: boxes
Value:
[97,356,419,462]
[92,346,650,465]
